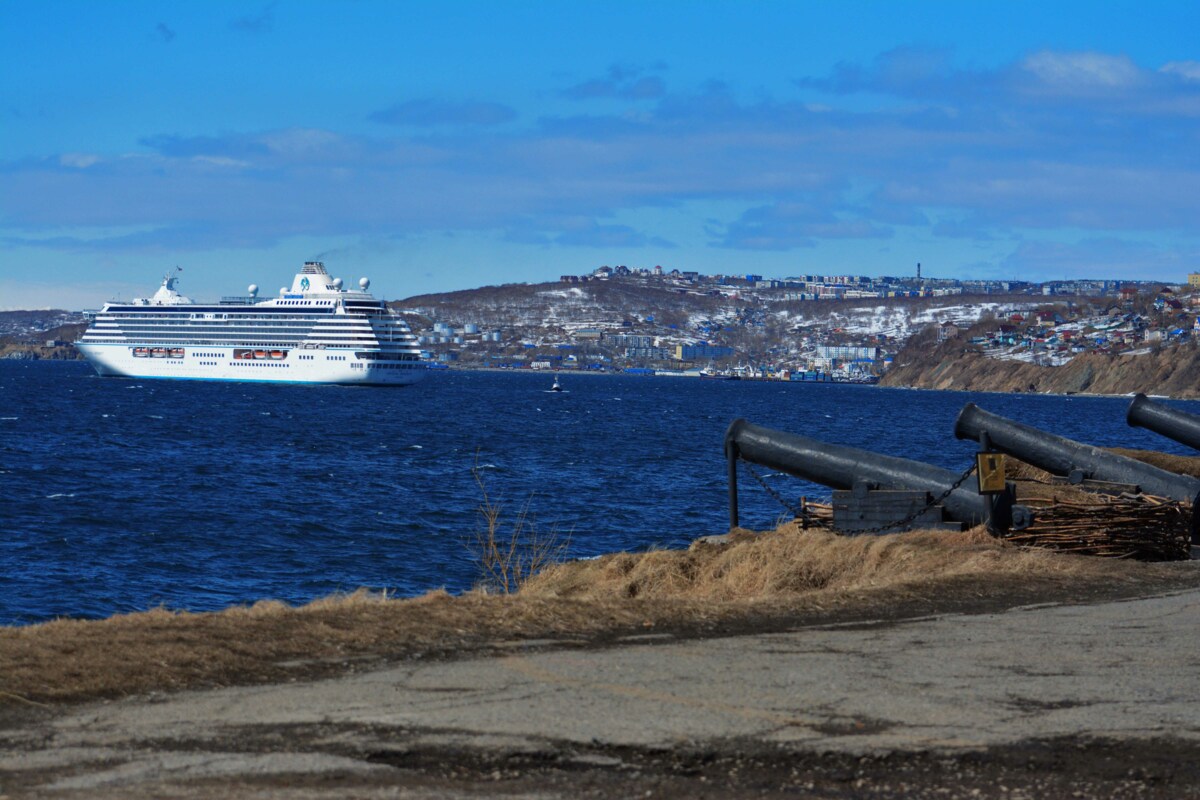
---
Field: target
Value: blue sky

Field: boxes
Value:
[2,1,1199,309]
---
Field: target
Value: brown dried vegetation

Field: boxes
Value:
[881,335,1200,399]
[520,525,1112,601]
[5,522,1189,707]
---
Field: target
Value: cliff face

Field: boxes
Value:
[0,344,84,360]
[880,335,1200,399]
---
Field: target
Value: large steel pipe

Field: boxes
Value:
[955,402,1200,506]
[1127,393,1200,452]
[725,418,1022,529]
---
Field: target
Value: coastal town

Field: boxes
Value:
[4,266,1198,386]
[395,265,1198,383]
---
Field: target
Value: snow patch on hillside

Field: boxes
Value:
[537,288,587,299]
[828,303,1018,338]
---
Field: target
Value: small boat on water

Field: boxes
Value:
[551,375,562,392]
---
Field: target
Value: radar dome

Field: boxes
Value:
[248,284,258,297]
[359,277,371,290]
[280,287,287,296]
[332,277,343,289]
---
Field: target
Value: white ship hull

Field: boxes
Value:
[77,344,426,386]
[77,262,428,387]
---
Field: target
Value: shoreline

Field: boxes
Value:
[5,526,1199,701]
[12,350,1200,402]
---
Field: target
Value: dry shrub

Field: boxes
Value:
[468,464,570,594]
[520,524,1094,602]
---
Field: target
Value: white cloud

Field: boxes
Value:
[1019,51,1142,91]
[58,153,101,169]
[1161,60,1200,81]
[260,128,344,157]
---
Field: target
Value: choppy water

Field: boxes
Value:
[3,361,1197,625]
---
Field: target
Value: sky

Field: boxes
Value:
[2,1,1199,309]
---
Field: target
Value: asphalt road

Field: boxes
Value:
[4,586,1200,798]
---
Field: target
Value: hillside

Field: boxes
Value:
[398,279,728,330]
[398,280,1024,336]
[395,277,1028,375]
[0,319,87,360]
[882,327,1200,398]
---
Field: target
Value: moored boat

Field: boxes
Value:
[76,262,427,386]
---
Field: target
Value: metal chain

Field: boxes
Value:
[741,460,818,527]
[851,460,978,535]
[740,457,979,535]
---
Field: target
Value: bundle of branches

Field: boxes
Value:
[800,500,834,528]
[1005,494,1192,561]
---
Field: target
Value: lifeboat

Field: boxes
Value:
[169,348,184,358]
[151,348,167,357]
[270,350,285,360]
[133,348,150,358]
[254,350,267,359]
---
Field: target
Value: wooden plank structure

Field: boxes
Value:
[831,486,964,534]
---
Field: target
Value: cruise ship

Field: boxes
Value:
[76,262,427,386]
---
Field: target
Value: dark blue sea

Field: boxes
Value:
[4,361,1199,625]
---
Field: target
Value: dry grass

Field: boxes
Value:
[2,524,1192,707]
[0,588,658,705]
[519,524,1108,602]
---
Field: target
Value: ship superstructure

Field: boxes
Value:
[76,262,427,385]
